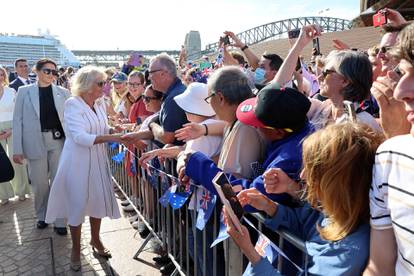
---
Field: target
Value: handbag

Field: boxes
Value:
[0,143,14,182]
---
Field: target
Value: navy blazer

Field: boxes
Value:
[9,78,25,92]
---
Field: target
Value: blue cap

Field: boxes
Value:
[111,72,128,82]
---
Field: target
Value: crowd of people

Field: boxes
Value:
[0,7,413,275]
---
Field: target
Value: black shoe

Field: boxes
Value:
[153,255,170,265]
[54,227,68,236]
[36,221,48,229]
[160,262,175,275]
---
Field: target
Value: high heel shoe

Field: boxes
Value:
[70,259,81,271]
[89,241,112,258]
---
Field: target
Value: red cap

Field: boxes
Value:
[236,97,266,128]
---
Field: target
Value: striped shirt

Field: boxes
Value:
[370,134,414,275]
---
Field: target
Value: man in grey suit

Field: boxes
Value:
[9,58,32,92]
[13,58,70,235]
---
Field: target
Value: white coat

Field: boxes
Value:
[45,96,120,226]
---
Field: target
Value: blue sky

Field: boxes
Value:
[0,0,360,50]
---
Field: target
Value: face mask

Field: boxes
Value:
[254,68,266,84]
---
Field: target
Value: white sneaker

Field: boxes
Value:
[128,214,139,223]
[122,204,135,212]
[120,199,130,207]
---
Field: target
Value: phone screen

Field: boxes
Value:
[313,38,321,56]
[214,173,244,219]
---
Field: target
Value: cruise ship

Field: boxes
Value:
[0,31,80,68]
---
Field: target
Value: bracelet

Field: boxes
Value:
[241,45,249,51]
[203,124,208,136]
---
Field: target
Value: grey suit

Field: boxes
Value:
[13,83,70,226]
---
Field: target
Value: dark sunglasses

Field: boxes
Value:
[376,46,392,55]
[142,95,160,102]
[42,68,59,76]
[96,80,107,87]
[321,69,336,78]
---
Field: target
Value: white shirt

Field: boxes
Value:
[0,87,16,122]
[18,76,30,85]
[370,134,414,275]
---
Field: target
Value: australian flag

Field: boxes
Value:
[243,234,278,275]
[210,212,230,248]
[111,149,126,164]
[146,159,161,188]
[196,188,217,230]
[255,234,278,264]
[159,173,172,207]
[108,142,119,150]
[168,178,193,210]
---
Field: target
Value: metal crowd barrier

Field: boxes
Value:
[107,142,308,276]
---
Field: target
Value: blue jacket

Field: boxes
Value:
[185,122,313,207]
[244,204,370,276]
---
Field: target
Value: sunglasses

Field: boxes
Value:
[142,95,160,102]
[376,46,392,55]
[204,93,216,104]
[128,82,143,88]
[42,68,59,76]
[96,80,107,87]
[321,69,336,78]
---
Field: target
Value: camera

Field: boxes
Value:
[373,10,387,27]
[220,35,231,46]
[288,29,300,39]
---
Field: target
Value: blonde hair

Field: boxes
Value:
[0,67,8,86]
[71,66,106,96]
[303,123,384,241]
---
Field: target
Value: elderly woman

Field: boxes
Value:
[45,66,122,271]
[314,50,381,130]
[273,25,381,131]
[226,123,384,275]
[0,66,30,204]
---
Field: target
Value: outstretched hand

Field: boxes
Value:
[175,123,205,142]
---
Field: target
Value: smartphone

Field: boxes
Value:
[222,35,230,46]
[213,172,244,219]
[313,38,321,56]
[288,29,300,39]
[130,52,141,67]
[373,11,387,27]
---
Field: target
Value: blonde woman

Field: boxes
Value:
[225,123,384,275]
[0,66,30,204]
[45,66,122,271]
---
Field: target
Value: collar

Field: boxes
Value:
[18,76,28,83]
[163,78,182,100]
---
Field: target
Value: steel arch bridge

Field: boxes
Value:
[189,16,352,59]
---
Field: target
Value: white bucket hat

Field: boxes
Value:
[174,82,216,117]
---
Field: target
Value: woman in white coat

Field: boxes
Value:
[45,66,122,271]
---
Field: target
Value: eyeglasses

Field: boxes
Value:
[377,46,392,55]
[128,82,143,88]
[204,93,216,104]
[321,69,336,78]
[42,68,59,76]
[96,80,107,87]
[142,95,161,103]
[148,69,163,75]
